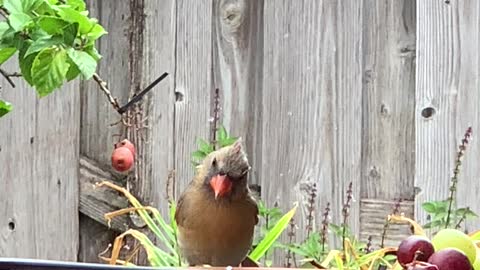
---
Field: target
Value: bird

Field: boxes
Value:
[174,138,259,266]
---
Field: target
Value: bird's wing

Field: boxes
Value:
[174,183,193,227]
[246,193,259,225]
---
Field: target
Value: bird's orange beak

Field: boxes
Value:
[210,174,232,199]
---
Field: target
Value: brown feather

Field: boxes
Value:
[175,140,258,266]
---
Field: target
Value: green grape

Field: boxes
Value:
[431,229,477,265]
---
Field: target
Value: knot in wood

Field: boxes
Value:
[221,2,245,31]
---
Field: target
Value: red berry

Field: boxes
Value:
[115,139,136,158]
[111,147,134,172]
[397,235,435,267]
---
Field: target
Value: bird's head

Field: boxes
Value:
[202,138,251,200]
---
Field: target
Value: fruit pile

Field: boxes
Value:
[111,139,135,172]
[397,228,480,270]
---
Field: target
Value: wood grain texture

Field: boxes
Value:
[174,1,213,198]
[0,59,79,260]
[79,157,129,231]
[415,0,480,230]
[362,0,416,201]
[212,0,264,185]
[359,199,414,249]
[78,214,116,263]
[261,0,363,262]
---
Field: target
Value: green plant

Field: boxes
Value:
[0,0,106,116]
[421,127,478,232]
[252,201,284,266]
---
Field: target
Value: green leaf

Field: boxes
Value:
[84,44,101,61]
[86,23,106,40]
[197,138,214,154]
[4,0,42,14]
[66,48,96,79]
[9,13,32,31]
[249,203,298,262]
[0,99,13,117]
[37,16,69,35]
[0,47,17,65]
[19,44,36,86]
[65,57,80,81]
[0,22,11,38]
[191,150,207,160]
[31,47,70,97]
[62,22,79,46]
[216,125,227,141]
[24,35,63,57]
[219,137,238,147]
[66,0,86,11]
[3,0,23,13]
[422,202,438,214]
[57,6,93,35]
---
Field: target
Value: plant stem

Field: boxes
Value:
[341,182,353,255]
[0,69,21,88]
[445,127,472,228]
[380,198,402,248]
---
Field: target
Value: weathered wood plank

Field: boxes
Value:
[78,214,116,263]
[360,0,416,247]
[174,1,213,198]
[212,0,264,185]
[362,0,416,200]
[416,0,480,231]
[359,199,414,249]
[79,0,132,262]
[0,61,80,260]
[79,156,129,231]
[261,0,363,264]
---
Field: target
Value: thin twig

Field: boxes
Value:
[0,7,9,18]
[92,73,121,112]
[0,69,20,88]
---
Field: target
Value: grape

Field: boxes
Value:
[407,262,439,270]
[431,229,477,264]
[397,235,435,267]
[428,248,472,270]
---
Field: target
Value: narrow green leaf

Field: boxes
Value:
[0,100,13,117]
[24,35,63,57]
[37,16,69,35]
[0,47,17,65]
[249,203,298,261]
[9,13,32,31]
[66,48,96,79]
[31,47,70,97]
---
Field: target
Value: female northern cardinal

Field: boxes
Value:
[175,139,258,266]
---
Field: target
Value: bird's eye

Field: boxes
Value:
[212,157,217,167]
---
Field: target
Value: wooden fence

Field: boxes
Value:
[1,0,480,266]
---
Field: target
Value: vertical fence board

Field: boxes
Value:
[416,0,480,231]
[174,1,213,197]
[360,0,416,247]
[78,0,132,262]
[212,0,264,186]
[261,0,362,263]
[0,62,80,260]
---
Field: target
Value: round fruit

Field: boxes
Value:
[115,139,136,157]
[111,147,134,172]
[397,235,435,266]
[428,248,472,270]
[431,229,477,264]
[407,262,439,270]
[473,248,480,270]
